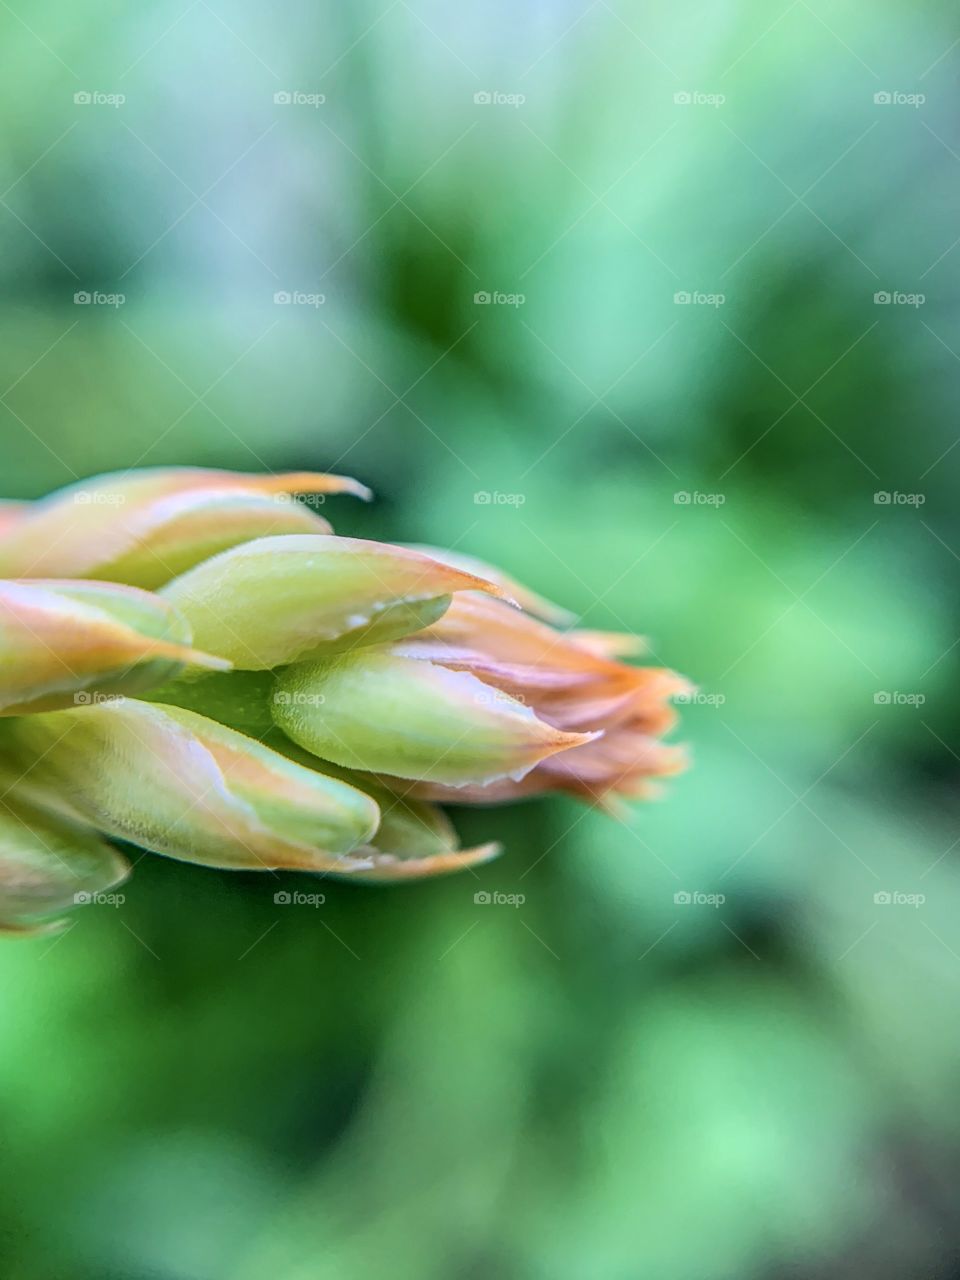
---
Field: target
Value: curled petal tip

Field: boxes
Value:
[257,472,373,502]
[352,840,504,883]
[0,467,368,586]
[138,639,233,673]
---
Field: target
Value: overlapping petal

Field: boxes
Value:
[0,795,128,935]
[272,649,596,786]
[0,700,380,872]
[0,465,688,926]
[0,468,370,587]
[0,579,229,715]
[403,545,575,624]
[382,592,689,800]
[271,752,502,881]
[161,534,510,669]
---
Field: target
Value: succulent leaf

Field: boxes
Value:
[0,468,370,587]
[0,579,229,715]
[0,700,380,872]
[272,649,597,786]
[0,795,128,934]
[161,535,508,669]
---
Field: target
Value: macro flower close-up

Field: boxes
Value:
[3,2,960,1278]
[0,468,687,933]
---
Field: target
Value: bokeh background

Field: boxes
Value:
[2,1,960,1277]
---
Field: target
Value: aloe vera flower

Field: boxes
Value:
[0,467,687,934]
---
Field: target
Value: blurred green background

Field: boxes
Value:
[2,2,960,1277]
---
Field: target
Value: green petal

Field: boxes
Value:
[272,649,596,786]
[0,468,369,587]
[0,579,228,715]
[258,739,503,882]
[161,535,509,669]
[0,795,128,934]
[0,700,380,872]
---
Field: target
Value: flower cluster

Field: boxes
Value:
[0,468,687,934]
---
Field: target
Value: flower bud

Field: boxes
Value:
[0,468,370,587]
[272,649,596,786]
[0,579,230,715]
[161,535,510,669]
[0,795,128,935]
[393,593,688,801]
[275,755,502,880]
[0,700,380,872]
